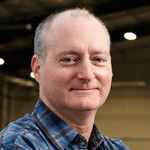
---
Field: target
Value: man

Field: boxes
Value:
[0,8,130,149]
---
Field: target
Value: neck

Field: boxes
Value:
[70,120,94,141]
[57,110,96,141]
[42,98,96,141]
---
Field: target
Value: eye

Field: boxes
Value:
[93,56,104,62]
[91,56,107,66]
[59,56,79,65]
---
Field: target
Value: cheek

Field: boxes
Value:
[96,67,112,85]
[48,69,73,87]
[96,68,112,101]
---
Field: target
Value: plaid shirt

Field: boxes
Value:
[0,99,130,150]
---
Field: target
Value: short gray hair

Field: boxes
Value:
[34,8,110,59]
[34,14,56,59]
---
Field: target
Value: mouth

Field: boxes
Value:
[69,88,99,97]
[70,88,99,91]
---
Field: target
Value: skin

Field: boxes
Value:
[31,15,113,141]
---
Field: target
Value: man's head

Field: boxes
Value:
[31,8,112,115]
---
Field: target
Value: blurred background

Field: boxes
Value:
[0,0,150,149]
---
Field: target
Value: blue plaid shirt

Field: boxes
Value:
[0,99,130,150]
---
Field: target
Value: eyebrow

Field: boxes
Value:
[55,49,110,58]
[91,50,110,56]
[55,50,81,58]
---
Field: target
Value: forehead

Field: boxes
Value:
[46,15,110,56]
[51,15,109,38]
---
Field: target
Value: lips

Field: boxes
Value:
[70,88,99,91]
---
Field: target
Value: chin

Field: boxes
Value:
[71,97,103,111]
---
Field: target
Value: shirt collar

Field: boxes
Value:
[88,125,104,148]
[33,98,104,149]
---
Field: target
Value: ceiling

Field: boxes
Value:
[0,0,150,86]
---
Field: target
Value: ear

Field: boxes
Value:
[31,55,41,83]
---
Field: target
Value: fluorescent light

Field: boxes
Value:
[0,58,5,65]
[124,32,137,40]
[30,72,35,78]
[26,24,32,30]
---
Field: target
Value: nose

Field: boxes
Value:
[77,60,95,82]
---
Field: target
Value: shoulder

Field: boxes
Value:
[103,136,130,150]
[0,113,38,149]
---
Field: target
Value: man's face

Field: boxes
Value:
[37,17,112,113]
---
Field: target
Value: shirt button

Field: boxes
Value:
[33,132,36,136]
[74,137,80,143]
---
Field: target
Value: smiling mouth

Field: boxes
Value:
[70,88,99,91]
[69,88,99,96]
[69,88,100,98]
